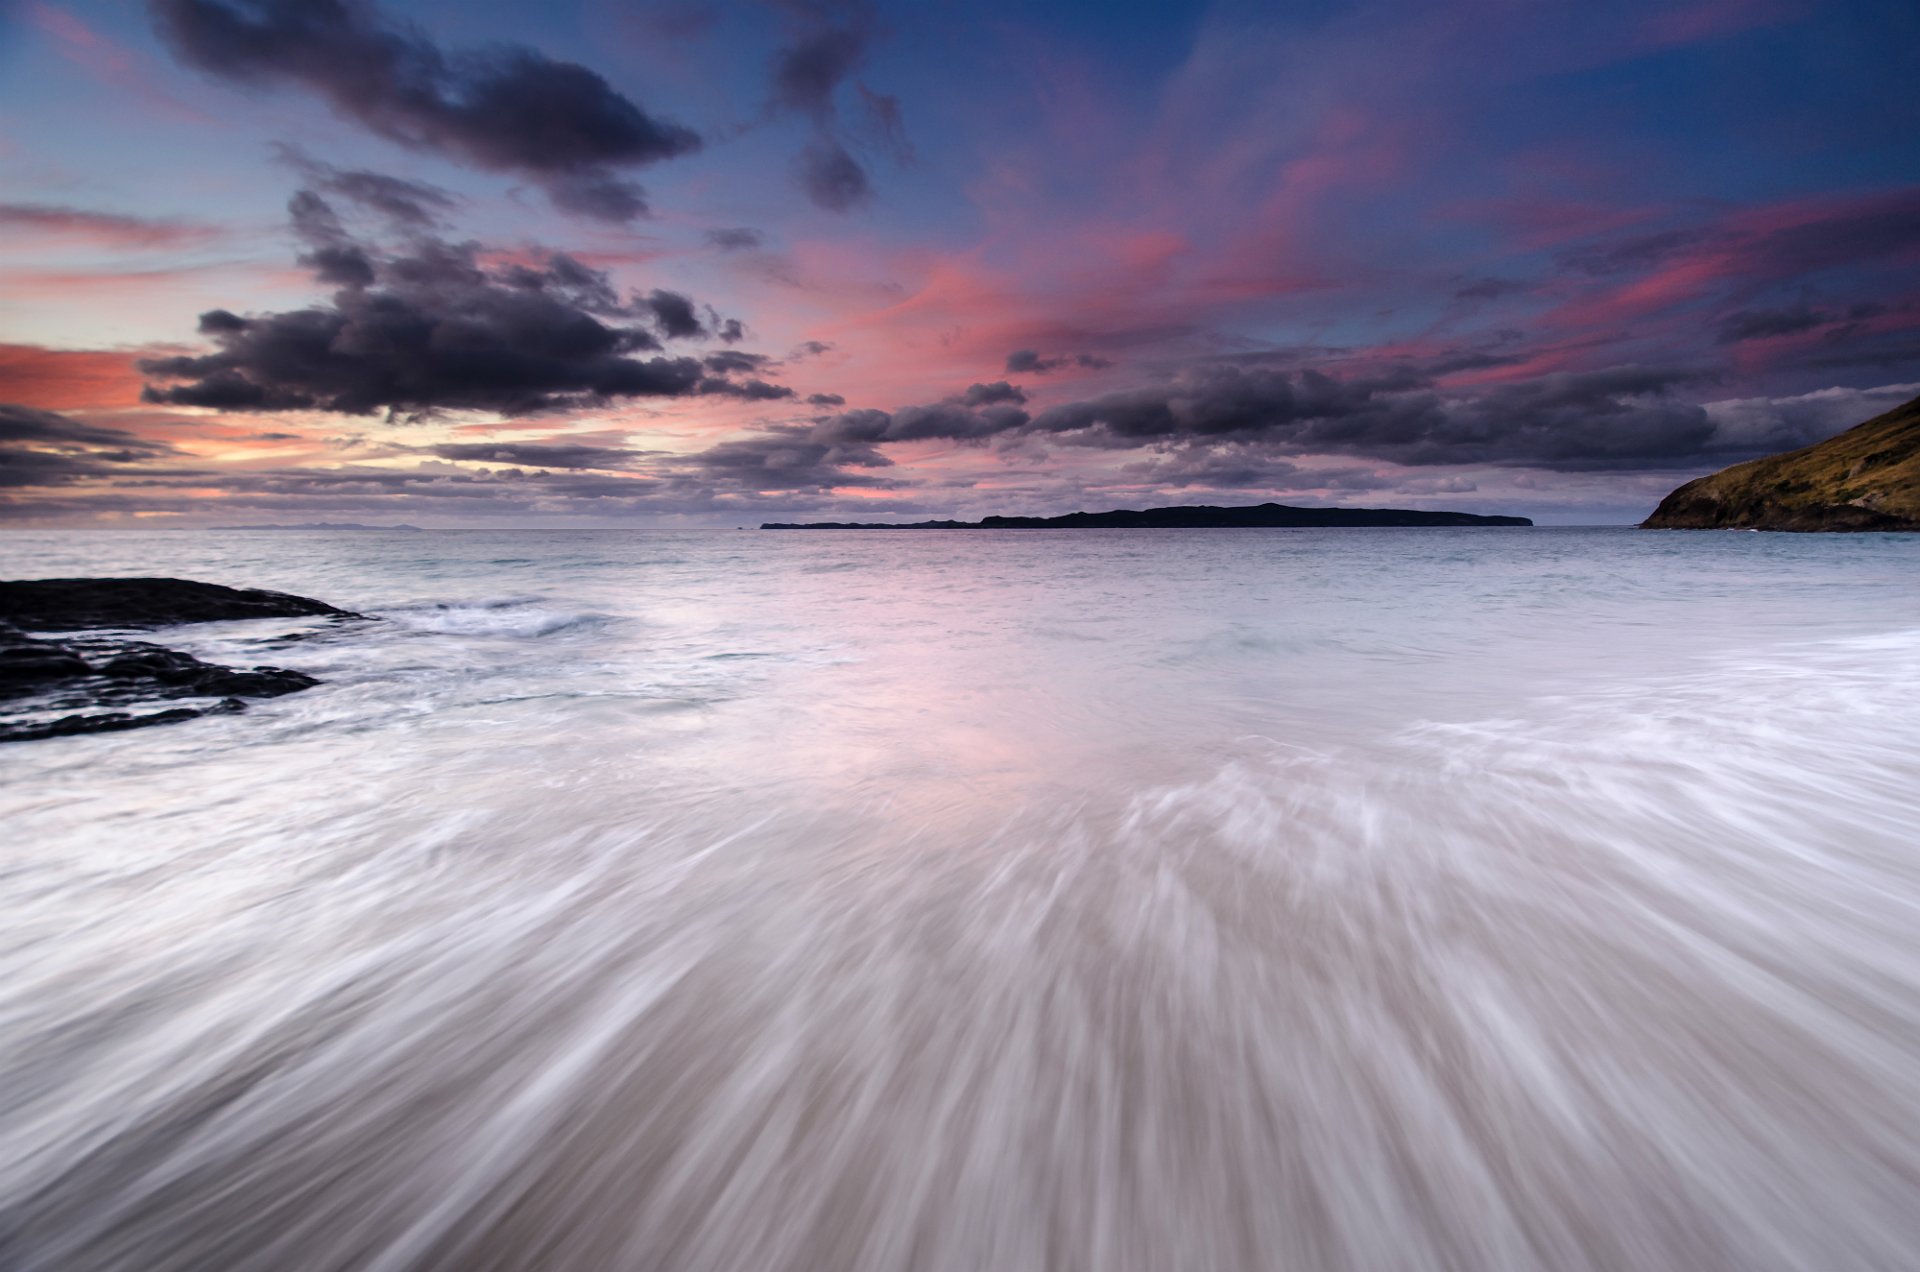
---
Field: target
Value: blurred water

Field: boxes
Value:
[2,527,1918,1271]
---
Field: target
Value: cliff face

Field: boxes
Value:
[1642,394,1920,531]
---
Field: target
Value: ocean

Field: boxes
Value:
[3,526,1918,1271]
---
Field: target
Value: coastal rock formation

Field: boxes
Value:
[0,578,351,743]
[0,576,359,630]
[1642,394,1920,531]
[765,501,1533,529]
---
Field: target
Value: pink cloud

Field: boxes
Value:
[28,2,218,126]
[0,343,148,412]
[0,205,225,252]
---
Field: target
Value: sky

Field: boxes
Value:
[0,0,1916,527]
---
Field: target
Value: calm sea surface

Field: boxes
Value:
[3,527,1919,1270]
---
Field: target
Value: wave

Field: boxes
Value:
[5,597,1917,1269]
[384,597,601,638]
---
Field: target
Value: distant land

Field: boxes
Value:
[764,501,1533,530]
[1643,393,1920,531]
[211,522,424,531]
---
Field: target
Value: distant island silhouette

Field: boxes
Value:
[763,501,1532,530]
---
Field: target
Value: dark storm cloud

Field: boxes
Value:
[679,429,899,491]
[493,251,629,314]
[320,168,456,227]
[705,227,764,251]
[770,19,866,121]
[1716,305,1827,344]
[1,404,175,453]
[138,192,790,416]
[1025,364,1723,470]
[957,381,1026,407]
[1802,345,1920,370]
[428,442,639,470]
[764,1,903,212]
[1421,370,1718,470]
[702,350,771,374]
[1004,350,1113,374]
[1118,449,1306,492]
[637,400,1005,500]
[1028,367,1374,445]
[1746,190,1920,276]
[1556,229,1711,277]
[887,402,1029,441]
[811,402,1029,446]
[544,173,651,224]
[1115,448,1423,495]
[0,404,182,487]
[702,378,796,401]
[31,362,1894,522]
[274,145,457,227]
[288,188,374,286]
[796,141,873,212]
[740,358,1752,477]
[149,0,699,222]
[1421,350,1526,376]
[643,290,706,339]
[1714,298,1908,349]
[1558,190,1920,292]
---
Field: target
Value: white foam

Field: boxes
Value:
[6,532,1920,1271]
[387,597,598,638]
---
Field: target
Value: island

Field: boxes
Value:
[1642,393,1920,531]
[763,501,1532,530]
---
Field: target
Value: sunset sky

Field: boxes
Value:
[2,0,1917,525]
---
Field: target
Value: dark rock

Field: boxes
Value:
[95,649,320,699]
[5,706,216,744]
[93,646,320,697]
[0,577,360,631]
[0,626,93,687]
[0,577,351,744]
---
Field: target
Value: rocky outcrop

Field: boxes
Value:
[0,576,359,630]
[1642,394,1920,531]
[0,578,352,743]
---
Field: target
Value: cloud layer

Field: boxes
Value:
[5,0,1919,525]
[138,191,788,417]
[0,404,182,488]
[764,0,905,211]
[150,0,699,221]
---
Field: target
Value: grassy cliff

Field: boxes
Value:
[1642,394,1920,531]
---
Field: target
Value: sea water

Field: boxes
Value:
[1,527,1918,1271]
